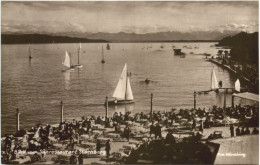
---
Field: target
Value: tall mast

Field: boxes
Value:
[125,64,128,101]
[69,52,73,67]
[102,46,104,60]
[77,48,79,65]
[29,45,31,58]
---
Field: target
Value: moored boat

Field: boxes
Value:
[29,45,32,60]
[62,51,75,71]
[72,43,83,68]
[106,63,134,106]
[101,46,105,64]
[106,43,110,50]
[173,49,185,55]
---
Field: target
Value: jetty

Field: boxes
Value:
[206,59,255,87]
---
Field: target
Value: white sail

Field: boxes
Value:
[63,51,71,68]
[79,43,82,49]
[112,64,127,100]
[126,77,134,100]
[235,79,240,92]
[211,68,218,90]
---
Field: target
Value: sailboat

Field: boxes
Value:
[101,46,105,63]
[106,43,110,50]
[62,51,74,71]
[73,43,83,68]
[198,68,219,94]
[211,68,219,91]
[106,63,134,105]
[160,43,164,48]
[235,79,240,92]
[29,45,32,60]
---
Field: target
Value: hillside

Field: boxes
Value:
[83,31,237,42]
[217,32,258,66]
[1,34,107,44]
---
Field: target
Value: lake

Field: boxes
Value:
[1,42,240,135]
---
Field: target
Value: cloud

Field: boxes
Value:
[1,1,258,34]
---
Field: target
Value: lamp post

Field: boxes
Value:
[16,108,20,132]
[194,91,197,110]
[105,96,108,119]
[150,93,153,121]
[60,101,64,123]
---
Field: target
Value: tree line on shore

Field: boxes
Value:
[217,32,258,67]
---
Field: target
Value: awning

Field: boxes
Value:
[232,92,259,102]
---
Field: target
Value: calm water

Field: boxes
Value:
[2,42,240,135]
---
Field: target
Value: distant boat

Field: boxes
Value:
[106,63,134,105]
[145,78,150,84]
[29,45,32,60]
[101,46,105,64]
[73,43,83,68]
[62,51,74,71]
[173,49,185,55]
[160,43,164,48]
[235,79,240,92]
[180,54,186,58]
[106,43,110,50]
[211,68,219,91]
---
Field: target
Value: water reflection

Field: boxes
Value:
[63,70,71,90]
[77,68,80,80]
[114,104,135,115]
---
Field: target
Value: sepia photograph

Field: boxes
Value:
[1,1,259,164]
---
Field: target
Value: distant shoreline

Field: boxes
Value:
[1,40,219,44]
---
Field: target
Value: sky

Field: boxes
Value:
[1,1,259,34]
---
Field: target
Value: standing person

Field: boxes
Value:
[244,127,250,135]
[155,123,162,140]
[70,153,78,164]
[192,118,196,131]
[252,128,259,134]
[241,127,245,135]
[125,126,130,142]
[105,140,111,158]
[149,122,154,138]
[230,124,234,137]
[78,153,83,164]
[199,120,203,133]
[96,140,101,153]
[236,126,241,136]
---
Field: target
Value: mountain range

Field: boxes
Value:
[52,30,240,42]
[2,30,243,44]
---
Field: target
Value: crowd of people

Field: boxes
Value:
[1,104,259,164]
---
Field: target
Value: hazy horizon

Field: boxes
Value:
[2,1,258,35]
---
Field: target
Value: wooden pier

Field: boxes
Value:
[206,59,252,85]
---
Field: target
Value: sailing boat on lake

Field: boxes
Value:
[73,43,83,68]
[29,45,32,60]
[101,46,105,63]
[160,43,164,48]
[62,51,74,71]
[211,68,219,91]
[106,63,134,105]
[106,43,110,50]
